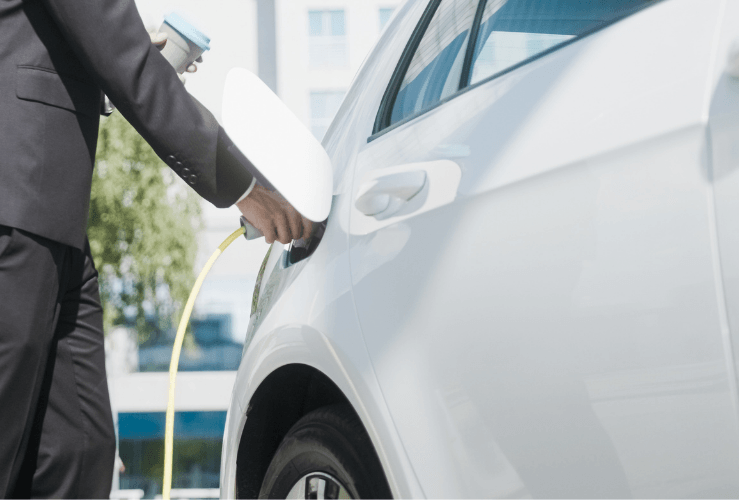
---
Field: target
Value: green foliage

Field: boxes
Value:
[89,113,202,343]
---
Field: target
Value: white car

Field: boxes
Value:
[221,0,739,497]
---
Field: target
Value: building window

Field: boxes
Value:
[310,91,345,140]
[308,10,347,67]
[136,313,244,372]
[379,8,394,31]
[118,411,226,496]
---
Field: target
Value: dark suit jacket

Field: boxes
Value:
[0,0,253,249]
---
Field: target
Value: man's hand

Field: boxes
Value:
[149,31,202,83]
[103,31,200,114]
[236,186,314,244]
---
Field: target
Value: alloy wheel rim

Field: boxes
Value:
[284,471,353,499]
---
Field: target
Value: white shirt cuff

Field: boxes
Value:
[234,177,257,205]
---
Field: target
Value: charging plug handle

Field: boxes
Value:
[240,216,264,240]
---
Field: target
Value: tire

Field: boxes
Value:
[258,404,392,499]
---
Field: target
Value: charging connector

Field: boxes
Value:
[240,215,263,240]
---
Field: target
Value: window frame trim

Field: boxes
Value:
[458,0,488,91]
[369,0,665,143]
[371,0,444,136]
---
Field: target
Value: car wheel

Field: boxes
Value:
[258,404,392,499]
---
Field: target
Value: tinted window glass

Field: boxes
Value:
[469,0,653,85]
[389,0,479,126]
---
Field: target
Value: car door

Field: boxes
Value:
[348,0,739,497]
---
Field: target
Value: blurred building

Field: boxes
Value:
[107,0,399,497]
[265,0,400,140]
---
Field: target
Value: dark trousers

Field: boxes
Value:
[0,225,116,498]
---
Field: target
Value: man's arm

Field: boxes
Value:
[40,0,250,208]
[41,0,313,242]
[99,32,201,116]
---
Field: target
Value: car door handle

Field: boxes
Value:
[355,170,427,219]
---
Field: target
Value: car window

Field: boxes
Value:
[375,0,657,136]
[389,0,479,127]
[468,0,654,85]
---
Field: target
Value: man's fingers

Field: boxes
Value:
[262,222,278,244]
[301,217,313,241]
[186,56,203,73]
[150,31,167,48]
[236,185,314,244]
[287,209,303,243]
[274,212,292,245]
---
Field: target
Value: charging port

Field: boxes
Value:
[286,220,326,266]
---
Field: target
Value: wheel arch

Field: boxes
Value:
[234,363,378,498]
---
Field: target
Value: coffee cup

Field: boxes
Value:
[158,12,210,74]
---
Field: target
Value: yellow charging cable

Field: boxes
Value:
[163,226,246,500]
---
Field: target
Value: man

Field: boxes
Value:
[0,0,312,496]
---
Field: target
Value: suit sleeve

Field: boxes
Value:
[40,0,253,208]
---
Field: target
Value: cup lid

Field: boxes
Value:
[163,12,211,51]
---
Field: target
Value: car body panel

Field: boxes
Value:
[348,0,739,497]
[220,200,425,499]
[223,1,739,498]
[709,0,739,410]
[220,5,431,496]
